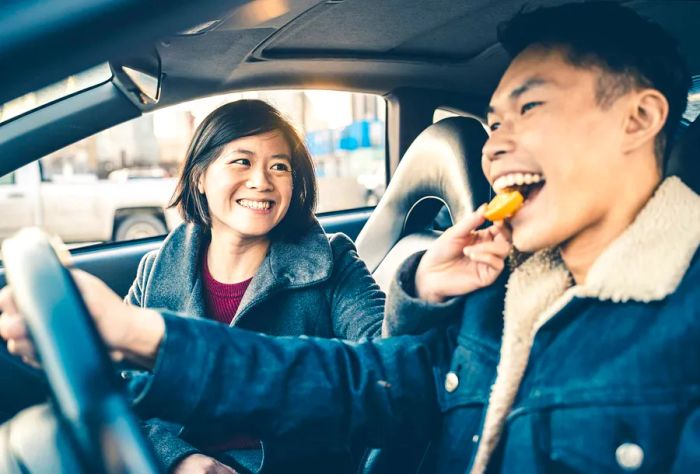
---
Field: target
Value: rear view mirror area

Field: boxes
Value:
[112,49,162,106]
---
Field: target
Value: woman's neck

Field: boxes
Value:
[206,228,270,284]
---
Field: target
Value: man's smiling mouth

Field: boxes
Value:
[492,172,546,202]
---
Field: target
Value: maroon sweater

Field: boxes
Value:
[202,254,253,325]
[201,254,259,451]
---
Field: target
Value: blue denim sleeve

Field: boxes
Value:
[131,313,456,450]
[672,407,700,472]
[141,419,198,473]
[382,251,464,337]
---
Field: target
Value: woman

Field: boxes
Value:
[124,100,385,473]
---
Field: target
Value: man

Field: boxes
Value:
[1,2,698,473]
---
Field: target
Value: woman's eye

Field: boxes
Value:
[520,101,543,115]
[271,163,291,172]
[230,158,250,166]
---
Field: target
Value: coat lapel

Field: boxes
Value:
[146,219,335,326]
[147,223,208,319]
[232,219,334,325]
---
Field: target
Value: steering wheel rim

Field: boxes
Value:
[1,228,159,474]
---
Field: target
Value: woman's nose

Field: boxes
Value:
[245,166,273,190]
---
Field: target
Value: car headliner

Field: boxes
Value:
[0,0,697,178]
[2,0,699,114]
[137,0,700,110]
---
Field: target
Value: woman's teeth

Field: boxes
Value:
[238,199,272,210]
[493,173,544,193]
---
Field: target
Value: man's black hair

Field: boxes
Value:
[498,1,691,167]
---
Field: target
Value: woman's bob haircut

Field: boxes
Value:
[170,99,317,240]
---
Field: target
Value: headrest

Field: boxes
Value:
[667,117,700,194]
[356,117,489,272]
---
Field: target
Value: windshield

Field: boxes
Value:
[0,63,112,124]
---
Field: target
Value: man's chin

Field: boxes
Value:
[512,225,554,254]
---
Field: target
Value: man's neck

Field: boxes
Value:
[207,227,269,283]
[561,169,661,285]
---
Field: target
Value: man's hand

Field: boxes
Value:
[172,453,239,474]
[0,286,40,368]
[415,205,512,303]
[0,270,165,369]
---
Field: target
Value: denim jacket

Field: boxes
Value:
[132,177,700,473]
[125,219,385,472]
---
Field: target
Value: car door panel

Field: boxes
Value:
[0,209,373,297]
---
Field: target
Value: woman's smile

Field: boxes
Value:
[236,198,275,213]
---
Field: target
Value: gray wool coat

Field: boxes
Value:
[125,220,384,338]
[124,219,385,472]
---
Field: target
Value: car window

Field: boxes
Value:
[0,64,111,125]
[7,90,386,248]
[0,172,14,185]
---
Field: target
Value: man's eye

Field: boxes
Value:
[230,158,251,166]
[271,163,291,172]
[520,101,543,115]
[489,122,501,132]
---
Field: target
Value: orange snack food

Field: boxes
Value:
[483,190,524,221]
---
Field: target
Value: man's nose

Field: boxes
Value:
[482,128,514,162]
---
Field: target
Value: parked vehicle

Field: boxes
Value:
[0,161,178,244]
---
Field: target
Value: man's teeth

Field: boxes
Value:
[238,199,271,210]
[493,173,544,193]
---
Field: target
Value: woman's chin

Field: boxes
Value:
[213,221,274,240]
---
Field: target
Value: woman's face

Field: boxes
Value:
[199,130,293,241]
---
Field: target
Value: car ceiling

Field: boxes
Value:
[143,0,700,110]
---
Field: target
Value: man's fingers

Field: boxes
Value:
[7,337,35,359]
[448,204,487,236]
[464,240,511,259]
[110,350,125,362]
[488,220,513,243]
[21,356,41,369]
[0,287,18,315]
[0,313,28,340]
[464,251,505,271]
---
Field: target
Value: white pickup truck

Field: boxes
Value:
[0,161,180,244]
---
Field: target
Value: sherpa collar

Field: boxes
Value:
[469,176,700,474]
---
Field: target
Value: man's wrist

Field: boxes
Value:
[414,264,447,304]
[119,307,165,368]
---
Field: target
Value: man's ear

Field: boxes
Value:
[622,88,668,154]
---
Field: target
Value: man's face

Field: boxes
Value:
[483,46,633,253]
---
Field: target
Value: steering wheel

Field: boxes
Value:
[1,228,159,473]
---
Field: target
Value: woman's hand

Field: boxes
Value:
[414,205,512,303]
[0,270,165,368]
[172,453,239,474]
